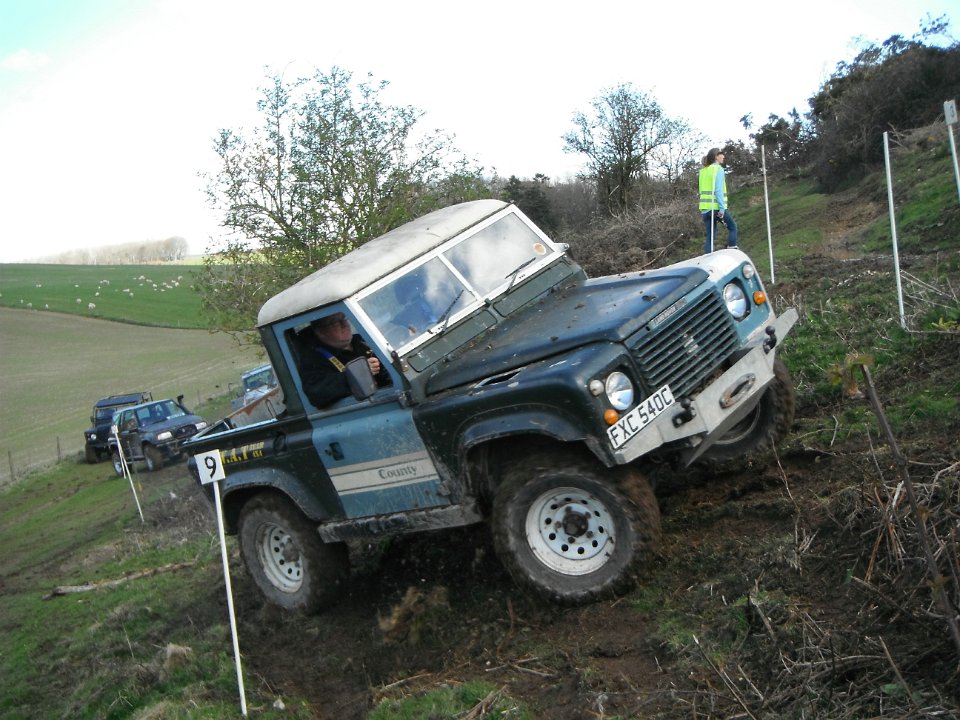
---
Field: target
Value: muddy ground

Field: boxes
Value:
[157,422,957,719]
[141,192,960,716]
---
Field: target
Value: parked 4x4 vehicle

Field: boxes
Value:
[185,200,797,612]
[110,397,207,475]
[230,363,278,411]
[84,392,152,463]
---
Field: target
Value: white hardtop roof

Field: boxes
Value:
[257,199,509,327]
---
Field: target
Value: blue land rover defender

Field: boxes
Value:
[185,200,796,612]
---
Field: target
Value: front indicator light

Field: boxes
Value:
[753,291,767,305]
[603,409,620,426]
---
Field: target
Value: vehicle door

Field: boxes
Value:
[273,306,450,520]
[113,408,142,461]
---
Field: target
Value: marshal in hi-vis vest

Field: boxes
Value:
[698,164,725,212]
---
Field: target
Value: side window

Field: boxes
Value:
[287,310,393,412]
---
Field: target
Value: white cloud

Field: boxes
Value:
[0,49,52,71]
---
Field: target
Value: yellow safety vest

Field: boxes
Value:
[698,164,725,212]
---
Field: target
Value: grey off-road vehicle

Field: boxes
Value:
[110,397,208,474]
[185,200,797,612]
[84,391,152,463]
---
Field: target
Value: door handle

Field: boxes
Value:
[326,442,344,461]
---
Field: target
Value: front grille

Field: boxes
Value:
[174,425,198,439]
[630,291,738,398]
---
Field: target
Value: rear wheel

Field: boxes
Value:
[699,356,795,464]
[238,494,349,613]
[492,450,661,605]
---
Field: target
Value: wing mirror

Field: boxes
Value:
[344,357,377,400]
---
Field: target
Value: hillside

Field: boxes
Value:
[0,128,958,719]
[0,309,265,485]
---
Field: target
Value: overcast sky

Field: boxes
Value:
[0,0,956,262]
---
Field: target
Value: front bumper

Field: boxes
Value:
[609,308,797,465]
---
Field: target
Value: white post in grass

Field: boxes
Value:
[112,426,143,523]
[195,449,247,717]
[945,100,960,205]
[761,144,775,285]
[882,131,906,330]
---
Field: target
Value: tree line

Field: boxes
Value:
[39,237,190,265]
[197,17,958,338]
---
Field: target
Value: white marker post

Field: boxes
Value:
[882,131,907,330]
[112,425,144,523]
[761,144,775,285]
[194,449,247,717]
[945,99,960,205]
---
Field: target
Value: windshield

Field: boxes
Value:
[243,367,275,391]
[136,400,186,425]
[357,211,555,351]
[96,408,119,423]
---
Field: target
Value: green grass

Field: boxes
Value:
[735,177,830,276]
[863,133,960,253]
[369,681,531,720]
[0,263,206,328]
[728,136,960,443]
[0,308,265,486]
[0,421,312,719]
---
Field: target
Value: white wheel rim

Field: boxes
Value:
[524,486,615,576]
[255,521,303,593]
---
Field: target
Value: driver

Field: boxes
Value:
[300,312,391,408]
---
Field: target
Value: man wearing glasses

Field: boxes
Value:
[300,312,390,408]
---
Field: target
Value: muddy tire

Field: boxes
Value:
[238,494,349,613]
[111,450,125,477]
[492,450,661,605]
[698,356,796,465]
[85,446,99,464]
[143,445,164,472]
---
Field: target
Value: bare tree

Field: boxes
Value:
[198,66,489,336]
[563,84,687,212]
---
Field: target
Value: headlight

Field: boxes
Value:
[156,431,173,441]
[87,432,97,441]
[605,371,634,411]
[723,282,748,319]
[195,421,208,431]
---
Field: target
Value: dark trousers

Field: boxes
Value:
[702,210,738,253]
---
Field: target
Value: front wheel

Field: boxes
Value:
[111,450,125,477]
[492,451,661,606]
[698,356,796,465]
[238,494,349,613]
[85,445,99,464]
[143,445,164,472]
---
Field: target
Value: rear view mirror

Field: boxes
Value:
[344,357,377,400]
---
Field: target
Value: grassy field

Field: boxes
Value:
[0,264,206,328]
[0,308,264,486]
[0,261,269,484]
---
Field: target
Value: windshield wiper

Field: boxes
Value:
[505,257,537,290]
[435,289,465,334]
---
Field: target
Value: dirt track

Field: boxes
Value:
[150,418,955,718]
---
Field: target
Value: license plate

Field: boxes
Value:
[607,385,675,449]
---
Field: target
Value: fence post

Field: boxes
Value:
[945,100,960,205]
[761,144,775,285]
[882,131,907,330]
